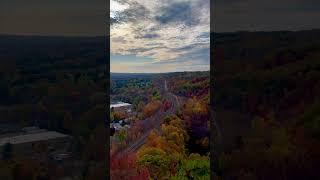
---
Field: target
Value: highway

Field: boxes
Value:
[115,80,181,156]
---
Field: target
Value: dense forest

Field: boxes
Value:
[110,71,210,179]
[213,30,320,179]
[110,73,156,109]
[0,35,107,179]
[2,29,319,179]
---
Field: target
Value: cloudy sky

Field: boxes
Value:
[110,0,210,73]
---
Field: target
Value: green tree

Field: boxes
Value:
[117,130,127,146]
[152,90,161,100]
[137,147,171,179]
[173,154,210,180]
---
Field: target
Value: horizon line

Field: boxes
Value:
[110,70,210,74]
[2,28,320,38]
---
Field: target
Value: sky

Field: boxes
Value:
[1,0,319,73]
[0,0,106,36]
[110,0,210,73]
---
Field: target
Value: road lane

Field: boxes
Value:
[115,80,181,156]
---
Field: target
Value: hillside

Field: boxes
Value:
[213,30,320,179]
[0,35,107,179]
[110,71,210,179]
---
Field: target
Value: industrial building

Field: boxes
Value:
[0,127,71,160]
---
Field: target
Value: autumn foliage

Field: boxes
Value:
[162,99,172,112]
[110,153,150,180]
[142,100,162,118]
[136,115,209,179]
[110,72,210,179]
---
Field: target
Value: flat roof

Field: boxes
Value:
[110,102,131,108]
[0,131,69,146]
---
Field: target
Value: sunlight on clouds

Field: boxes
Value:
[110,0,129,18]
[110,0,210,72]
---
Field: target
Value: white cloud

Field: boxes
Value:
[110,0,210,72]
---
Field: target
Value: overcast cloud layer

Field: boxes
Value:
[110,0,210,73]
